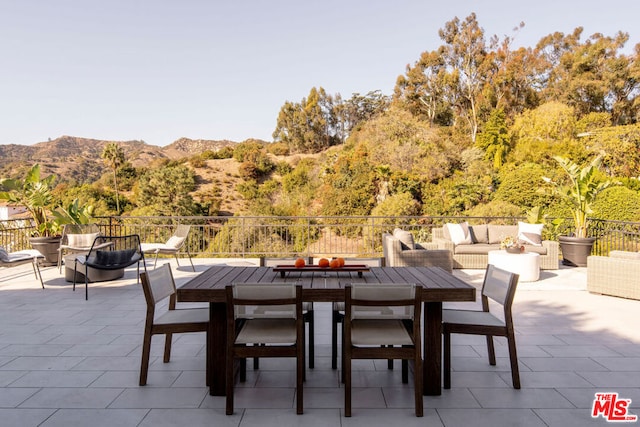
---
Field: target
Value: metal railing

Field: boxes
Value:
[2,215,639,258]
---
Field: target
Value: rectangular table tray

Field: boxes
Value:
[273,264,370,277]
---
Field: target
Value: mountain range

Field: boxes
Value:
[0,135,243,183]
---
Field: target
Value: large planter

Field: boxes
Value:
[29,236,62,266]
[558,235,596,267]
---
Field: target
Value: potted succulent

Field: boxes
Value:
[0,164,62,265]
[543,155,613,266]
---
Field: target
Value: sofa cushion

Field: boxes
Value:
[523,245,547,255]
[609,250,640,260]
[445,222,472,245]
[454,244,498,254]
[517,222,543,246]
[469,224,488,244]
[488,225,518,244]
[393,228,415,250]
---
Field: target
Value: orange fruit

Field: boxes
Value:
[318,258,330,268]
[294,257,306,268]
[329,259,340,269]
[336,257,345,267]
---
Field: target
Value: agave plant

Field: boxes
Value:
[543,156,613,238]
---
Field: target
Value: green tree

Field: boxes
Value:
[438,13,492,143]
[101,142,125,214]
[334,90,390,141]
[476,108,510,169]
[394,50,451,126]
[135,165,199,215]
[485,27,541,118]
[509,101,586,166]
[273,87,337,153]
[348,107,456,182]
[535,29,638,124]
[579,123,640,177]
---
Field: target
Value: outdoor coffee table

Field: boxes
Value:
[488,250,540,282]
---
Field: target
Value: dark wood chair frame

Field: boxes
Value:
[259,256,315,369]
[139,264,209,386]
[225,283,305,415]
[443,264,521,389]
[343,283,423,417]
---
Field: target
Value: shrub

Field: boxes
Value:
[592,186,640,221]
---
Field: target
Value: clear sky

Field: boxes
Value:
[1,0,638,147]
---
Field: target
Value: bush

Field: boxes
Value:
[494,163,548,209]
[267,142,290,156]
[233,141,265,162]
[371,192,420,218]
[592,186,640,221]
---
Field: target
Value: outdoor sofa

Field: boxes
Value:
[431,222,559,270]
[382,229,453,272]
[587,251,640,300]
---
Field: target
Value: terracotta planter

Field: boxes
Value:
[29,236,62,266]
[558,235,596,267]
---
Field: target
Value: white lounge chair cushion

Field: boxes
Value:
[66,233,100,249]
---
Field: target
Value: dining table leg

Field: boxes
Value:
[208,302,227,396]
[423,301,442,395]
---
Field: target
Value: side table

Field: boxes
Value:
[487,250,540,282]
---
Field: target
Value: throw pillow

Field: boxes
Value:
[393,228,415,250]
[445,222,472,245]
[517,222,543,246]
[95,249,136,266]
[469,224,489,244]
[166,236,185,249]
[0,246,9,262]
[67,233,100,248]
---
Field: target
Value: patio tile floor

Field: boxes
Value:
[1,259,638,426]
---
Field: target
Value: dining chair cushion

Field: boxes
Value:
[442,309,506,328]
[235,318,297,344]
[350,319,413,346]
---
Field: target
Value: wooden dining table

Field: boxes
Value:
[177,265,476,396]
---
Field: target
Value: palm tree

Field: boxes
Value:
[101,143,125,214]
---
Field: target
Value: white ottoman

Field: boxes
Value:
[487,250,540,282]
